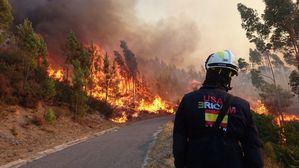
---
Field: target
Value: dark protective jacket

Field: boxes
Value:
[173,86,263,168]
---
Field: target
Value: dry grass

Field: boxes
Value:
[0,105,116,166]
[145,121,174,168]
[145,122,282,168]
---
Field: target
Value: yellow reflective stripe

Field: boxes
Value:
[205,113,218,122]
[205,114,229,123]
[222,115,228,124]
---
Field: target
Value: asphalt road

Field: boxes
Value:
[20,117,171,168]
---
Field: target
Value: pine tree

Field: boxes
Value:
[16,19,53,105]
[0,0,13,44]
[110,60,121,101]
[64,31,82,81]
[103,53,111,102]
[71,59,88,116]
[120,40,138,103]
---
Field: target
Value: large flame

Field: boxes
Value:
[47,44,175,123]
[137,96,174,114]
[251,100,299,123]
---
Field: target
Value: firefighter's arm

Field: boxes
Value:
[241,103,264,168]
[173,96,188,168]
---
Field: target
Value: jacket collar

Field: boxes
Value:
[200,85,228,92]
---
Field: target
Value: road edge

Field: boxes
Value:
[141,125,164,168]
[0,127,118,168]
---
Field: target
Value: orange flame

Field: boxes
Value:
[48,65,64,81]
[251,100,299,123]
[47,44,175,123]
[251,100,268,114]
[111,112,128,123]
[137,96,174,114]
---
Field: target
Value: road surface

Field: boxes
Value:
[20,117,171,168]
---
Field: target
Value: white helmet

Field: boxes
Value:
[205,50,239,76]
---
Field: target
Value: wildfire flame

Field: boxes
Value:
[137,96,174,114]
[251,100,268,114]
[111,112,128,123]
[252,100,299,123]
[47,44,175,124]
[48,65,64,82]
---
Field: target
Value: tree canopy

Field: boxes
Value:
[0,0,13,44]
[238,1,299,67]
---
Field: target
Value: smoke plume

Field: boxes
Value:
[10,0,200,65]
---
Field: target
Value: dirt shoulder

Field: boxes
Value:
[0,105,116,166]
[145,121,282,168]
[144,121,174,168]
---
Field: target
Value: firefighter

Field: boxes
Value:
[173,50,263,168]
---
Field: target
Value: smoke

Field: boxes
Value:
[10,0,200,65]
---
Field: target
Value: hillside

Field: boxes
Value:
[0,104,117,165]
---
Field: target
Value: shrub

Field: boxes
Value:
[87,97,115,119]
[264,142,276,160]
[285,121,299,147]
[54,81,73,104]
[44,108,56,124]
[20,81,43,108]
[42,78,56,101]
[273,145,299,168]
[252,112,299,167]
[70,90,88,116]
[31,115,43,126]
[252,112,280,144]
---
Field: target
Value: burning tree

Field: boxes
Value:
[120,40,138,102]
[101,53,120,102]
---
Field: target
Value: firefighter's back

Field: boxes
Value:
[173,50,263,168]
[182,87,250,168]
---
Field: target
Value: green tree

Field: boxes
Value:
[238,2,297,141]
[64,31,91,86]
[238,1,299,67]
[250,69,266,89]
[249,48,262,67]
[0,0,13,44]
[238,1,299,98]
[15,19,53,107]
[71,59,88,116]
[42,78,56,101]
[289,70,299,98]
[16,19,45,83]
[64,32,91,115]
[252,112,280,144]
[64,31,82,80]
[238,58,250,72]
